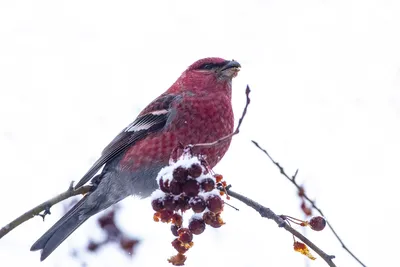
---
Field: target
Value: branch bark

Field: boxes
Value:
[0,182,92,239]
[226,187,337,267]
[251,140,366,267]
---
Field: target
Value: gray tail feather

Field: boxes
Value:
[31,197,92,261]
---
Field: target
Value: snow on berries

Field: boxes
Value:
[151,155,228,266]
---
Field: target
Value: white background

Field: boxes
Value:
[1,1,399,266]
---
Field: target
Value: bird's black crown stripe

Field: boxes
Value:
[198,61,229,70]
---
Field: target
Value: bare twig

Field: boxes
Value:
[225,186,336,267]
[251,140,366,267]
[192,85,251,149]
[0,183,92,239]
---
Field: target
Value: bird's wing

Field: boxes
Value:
[73,93,179,189]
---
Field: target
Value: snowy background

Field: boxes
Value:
[1,0,400,266]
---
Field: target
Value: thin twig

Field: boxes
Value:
[251,140,366,267]
[0,183,92,239]
[226,187,336,267]
[192,85,251,149]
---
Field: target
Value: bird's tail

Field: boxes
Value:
[30,196,94,261]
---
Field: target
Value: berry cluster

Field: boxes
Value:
[151,156,227,265]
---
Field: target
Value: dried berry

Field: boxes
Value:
[203,211,216,226]
[301,201,312,216]
[97,211,119,237]
[214,174,223,183]
[97,210,115,229]
[188,218,206,235]
[120,238,139,255]
[151,198,164,211]
[171,238,189,254]
[294,241,316,260]
[182,179,200,197]
[173,167,189,183]
[159,210,174,222]
[87,240,99,252]
[309,216,326,231]
[163,195,177,211]
[203,211,224,228]
[206,195,224,213]
[188,163,203,178]
[172,213,183,227]
[153,212,160,222]
[189,196,206,213]
[178,228,193,243]
[200,178,215,192]
[168,253,187,266]
[171,225,179,237]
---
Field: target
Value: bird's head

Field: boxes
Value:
[169,57,241,95]
[186,57,241,80]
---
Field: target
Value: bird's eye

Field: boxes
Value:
[199,63,215,70]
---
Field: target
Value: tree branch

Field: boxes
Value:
[225,186,337,267]
[251,140,366,267]
[0,182,92,239]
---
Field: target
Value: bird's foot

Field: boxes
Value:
[37,205,52,221]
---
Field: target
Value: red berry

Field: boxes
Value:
[309,216,326,231]
[170,179,183,195]
[171,238,189,254]
[168,253,187,266]
[200,178,215,192]
[173,167,189,183]
[87,240,99,252]
[159,178,170,193]
[151,198,164,211]
[188,163,203,178]
[190,196,206,213]
[119,238,138,255]
[188,218,206,235]
[159,210,174,222]
[97,210,115,229]
[176,195,191,212]
[171,225,179,237]
[97,211,119,237]
[183,179,200,197]
[178,228,193,243]
[206,195,224,213]
[172,213,183,227]
[203,211,224,228]
[163,195,177,211]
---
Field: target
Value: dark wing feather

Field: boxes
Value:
[73,94,177,189]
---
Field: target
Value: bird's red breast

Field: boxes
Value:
[121,91,234,170]
[120,57,238,172]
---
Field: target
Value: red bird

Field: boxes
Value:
[31,57,241,260]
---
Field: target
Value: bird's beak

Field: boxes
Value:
[220,60,241,78]
[221,60,241,71]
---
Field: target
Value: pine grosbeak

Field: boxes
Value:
[31,57,241,260]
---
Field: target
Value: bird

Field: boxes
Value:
[30,57,241,261]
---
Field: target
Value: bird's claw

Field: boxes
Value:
[38,205,52,221]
